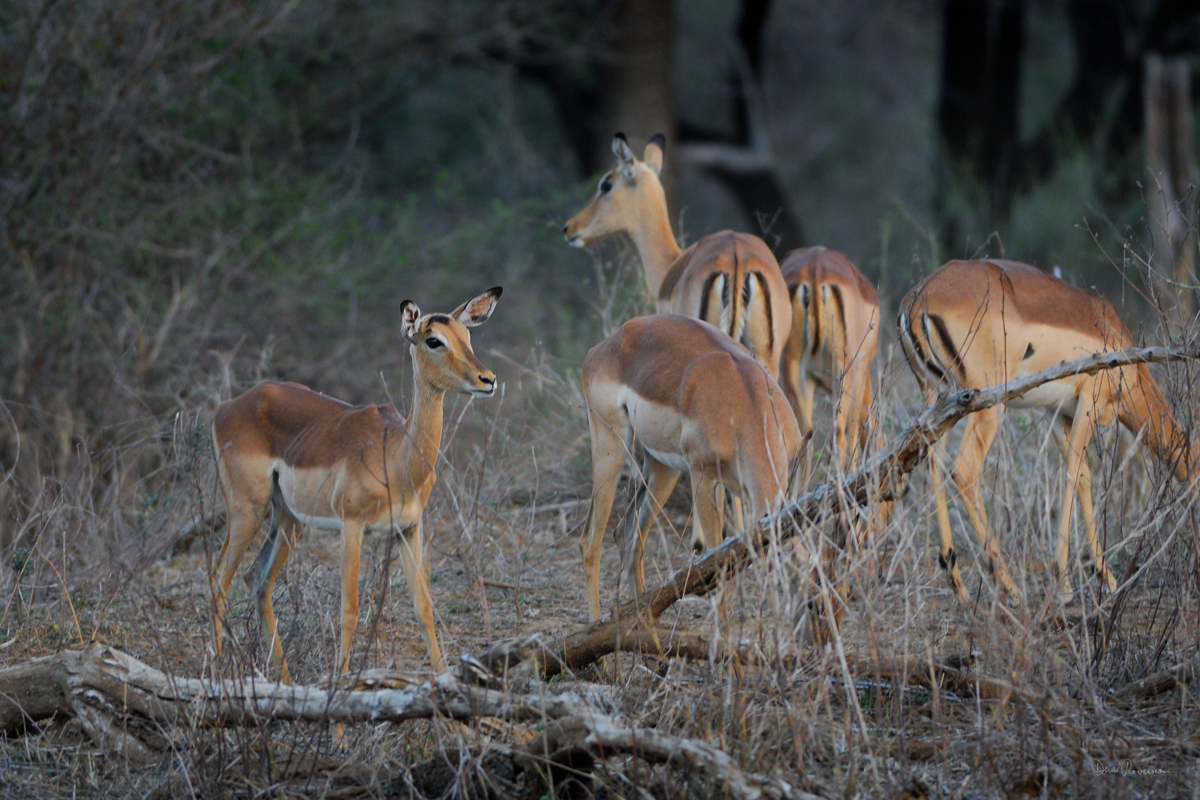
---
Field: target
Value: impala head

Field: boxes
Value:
[400,287,502,397]
[563,132,666,247]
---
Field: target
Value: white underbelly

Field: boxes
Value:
[641,444,689,472]
[616,387,685,459]
[1008,379,1079,413]
[291,509,342,532]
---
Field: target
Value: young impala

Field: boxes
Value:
[564,133,792,379]
[581,314,803,622]
[899,259,1195,601]
[780,246,880,471]
[210,288,502,680]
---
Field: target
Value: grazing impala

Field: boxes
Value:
[780,246,880,470]
[210,288,502,679]
[564,133,791,379]
[581,314,803,621]
[899,260,1195,601]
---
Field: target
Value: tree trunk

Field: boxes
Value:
[937,0,1025,225]
[598,0,677,200]
[1144,52,1198,323]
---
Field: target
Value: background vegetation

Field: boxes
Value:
[2,1,1200,797]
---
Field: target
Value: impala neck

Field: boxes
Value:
[393,353,446,486]
[627,184,683,298]
[1121,364,1198,484]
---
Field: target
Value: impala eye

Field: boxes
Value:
[425,337,444,349]
[599,175,613,193]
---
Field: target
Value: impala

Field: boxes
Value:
[899,260,1194,601]
[780,246,880,471]
[564,133,791,379]
[210,288,502,680]
[581,314,803,621]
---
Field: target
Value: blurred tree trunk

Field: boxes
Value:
[1013,1,1200,193]
[937,0,1025,226]
[677,0,804,253]
[1144,53,1198,324]
[597,0,676,200]
[528,0,802,252]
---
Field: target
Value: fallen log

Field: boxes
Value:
[0,644,589,743]
[1117,659,1199,698]
[475,344,1200,676]
[0,644,820,799]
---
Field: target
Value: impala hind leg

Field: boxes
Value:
[398,522,445,672]
[690,472,725,552]
[621,457,680,594]
[1054,407,1108,599]
[929,428,969,600]
[582,412,628,622]
[245,489,300,682]
[211,478,273,662]
[785,361,817,482]
[951,407,1020,601]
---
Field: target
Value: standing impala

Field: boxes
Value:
[210,288,502,680]
[564,133,791,379]
[780,246,880,471]
[581,314,803,621]
[899,260,1194,601]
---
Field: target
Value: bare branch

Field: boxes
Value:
[478,344,1200,676]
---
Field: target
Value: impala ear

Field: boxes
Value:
[612,133,636,180]
[400,300,422,342]
[643,133,665,174]
[451,287,502,327]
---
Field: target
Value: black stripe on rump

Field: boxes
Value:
[905,313,945,383]
[830,285,846,339]
[810,283,821,356]
[926,313,966,382]
[752,271,774,355]
[699,272,721,325]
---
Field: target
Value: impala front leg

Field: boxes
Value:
[338,519,366,675]
[399,521,444,673]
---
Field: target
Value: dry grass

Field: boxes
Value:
[2,327,1199,800]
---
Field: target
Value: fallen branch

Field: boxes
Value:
[849,654,1063,709]
[1117,660,1199,698]
[0,645,589,745]
[477,344,1200,676]
[0,645,818,798]
[526,714,817,800]
[170,508,225,556]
